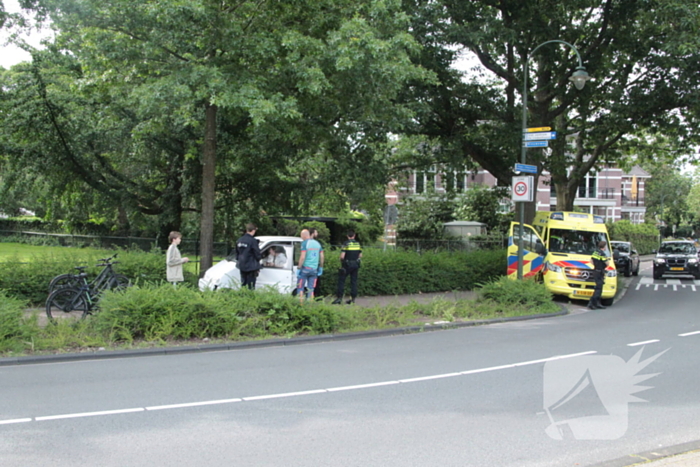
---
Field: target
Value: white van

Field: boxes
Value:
[198,236,302,293]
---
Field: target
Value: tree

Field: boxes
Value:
[453,184,511,234]
[0,56,202,239]
[395,189,455,239]
[7,0,428,269]
[645,164,692,234]
[401,0,700,219]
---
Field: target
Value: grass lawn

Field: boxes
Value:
[0,243,90,262]
[0,242,203,274]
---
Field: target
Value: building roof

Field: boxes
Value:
[622,165,650,177]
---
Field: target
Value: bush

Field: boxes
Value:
[0,292,29,352]
[93,284,339,342]
[478,276,559,313]
[0,246,196,305]
[606,220,659,254]
[317,248,506,296]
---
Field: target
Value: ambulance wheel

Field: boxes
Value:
[600,298,613,307]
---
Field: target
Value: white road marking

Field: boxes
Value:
[35,408,145,421]
[243,389,328,401]
[399,373,461,383]
[627,339,660,347]
[0,418,32,425]
[655,284,659,291]
[327,381,400,392]
[679,331,700,337]
[1,351,598,425]
[146,398,242,411]
[640,277,654,284]
[667,279,682,285]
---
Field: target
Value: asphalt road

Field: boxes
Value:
[0,261,699,466]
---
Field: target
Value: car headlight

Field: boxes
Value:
[546,262,562,273]
[689,258,698,264]
[606,269,617,277]
[654,258,666,264]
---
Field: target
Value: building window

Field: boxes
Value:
[442,172,467,192]
[415,172,424,193]
[414,167,436,194]
[578,172,597,198]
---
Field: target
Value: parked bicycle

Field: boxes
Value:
[48,253,130,296]
[45,272,96,323]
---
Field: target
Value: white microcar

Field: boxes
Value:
[198,236,303,293]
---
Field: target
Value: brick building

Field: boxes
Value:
[393,165,649,224]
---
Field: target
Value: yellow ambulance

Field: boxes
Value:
[508,211,617,305]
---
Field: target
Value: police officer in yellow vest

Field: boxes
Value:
[333,230,363,305]
[588,240,610,310]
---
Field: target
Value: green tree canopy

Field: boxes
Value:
[2,0,429,268]
[400,0,700,217]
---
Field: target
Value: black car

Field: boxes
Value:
[611,241,640,277]
[653,240,700,280]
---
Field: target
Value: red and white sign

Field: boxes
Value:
[512,176,534,202]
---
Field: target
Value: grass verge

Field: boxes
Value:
[1,278,561,357]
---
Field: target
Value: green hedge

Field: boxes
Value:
[0,244,506,305]
[606,220,659,255]
[317,248,505,297]
[0,248,196,305]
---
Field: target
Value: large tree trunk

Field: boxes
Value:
[554,180,578,211]
[199,102,217,276]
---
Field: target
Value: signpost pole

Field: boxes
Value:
[516,40,590,280]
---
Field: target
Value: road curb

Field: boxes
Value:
[0,305,569,367]
[587,440,700,466]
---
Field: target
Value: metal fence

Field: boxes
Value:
[394,236,506,253]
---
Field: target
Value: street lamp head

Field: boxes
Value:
[569,66,591,90]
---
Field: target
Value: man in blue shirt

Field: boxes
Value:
[297,229,324,302]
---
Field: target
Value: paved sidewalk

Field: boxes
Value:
[349,290,476,308]
[644,450,700,466]
[591,445,700,467]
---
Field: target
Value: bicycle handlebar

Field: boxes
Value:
[98,253,118,263]
[97,262,119,267]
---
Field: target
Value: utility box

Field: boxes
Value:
[443,221,487,238]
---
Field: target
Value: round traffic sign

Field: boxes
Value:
[514,181,528,196]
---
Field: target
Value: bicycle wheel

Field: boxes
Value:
[48,274,79,294]
[110,274,131,291]
[46,287,89,324]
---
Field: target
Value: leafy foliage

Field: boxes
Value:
[0,281,559,355]
[453,185,512,234]
[395,189,456,240]
[606,220,659,255]
[399,0,700,213]
[317,247,505,296]
[478,276,559,313]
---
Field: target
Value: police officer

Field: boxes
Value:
[588,240,610,310]
[235,223,261,289]
[332,231,363,304]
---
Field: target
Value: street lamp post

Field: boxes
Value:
[517,40,591,280]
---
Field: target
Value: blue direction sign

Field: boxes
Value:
[515,163,538,174]
[523,131,557,141]
[523,141,548,148]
